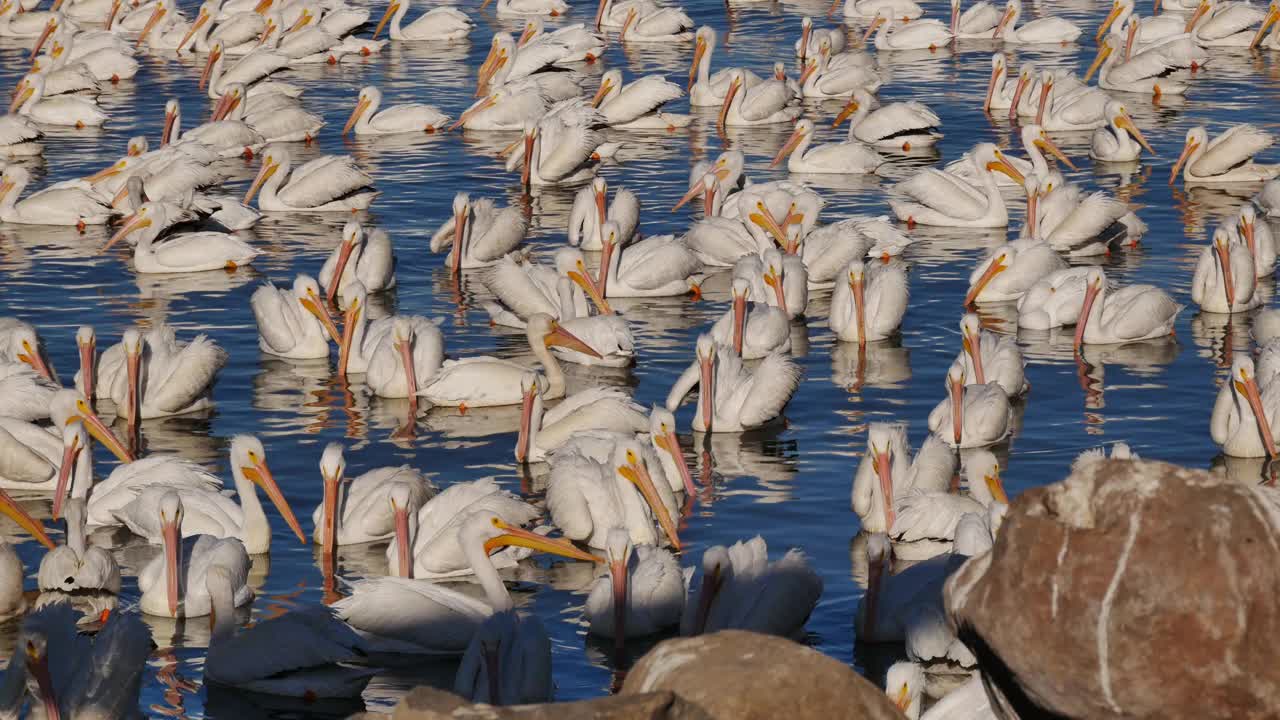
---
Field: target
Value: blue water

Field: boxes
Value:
[1,0,1276,714]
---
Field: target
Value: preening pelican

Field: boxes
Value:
[244,145,378,211]
[1212,355,1279,458]
[1090,100,1156,162]
[108,326,226,422]
[1192,227,1260,313]
[864,12,954,50]
[830,260,908,345]
[1074,268,1181,347]
[343,85,448,136]
[717,68,800,128]
[771,119,881,175]
[313,442,435,559]
[1171,125,1280,185]
[546,440,682,550]
[852,423,955,536]
[104,202,260,273]
[957,313,1028,397]
[430,193,526,275]
[252,274,340,359]
[665,335,801,433]
[688,26,762,107]
[834,90,941,151]
[515,378,648,463]
[585,529,685,649]
[373,0,472,40]
[927,361,1012,448]
[710,278,791,359]
[137,492,253,618]
[994,0,1083,43]
[890,144,1024,227]
[320,221,396,303]
[682,536,822,638]
[1233,204,1276,277]
[598,221,703,298]
[0,166,112,227]
[1016,267,1092,329]
[797,40,883,99]
[592,69,690,129]
[37,498,120,593]
[965,238,1067,304]
[569,177,638,251]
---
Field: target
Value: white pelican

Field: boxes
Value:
[515,378,648,463]
[620,5,693,42]
[585,529,684,649]
[251,274,339,359]
[480,0,567,16]
[1097,0,1190,43]
[176,0,262,54]
[339,305,443,408]
[103,202,260,273]
[418,314,597,409]
[830,260,908,345]
[44,33,138,84]
[951,0,1002,36]
[320,221,396,304]
[0,541,26,621]
[0,1,61,36]
[343,85,448,136]
[798,216,911,288]
[957,313,1028,397]
[1085,34,1190,96]
[336,511,599,656]
[518,120,602,187]
[1016,267,1092,329]
[1261,178,1280,216]
[927,361,1012,448]
[481,249,594,326]
[688,26,762,107]
[948,124,1074,188]
[1233,204,1276,276]
[137,492,253,618]
[684,185,808,265]
[1212,355,1278,457]
[0,114,42,156]
[213,83,325,144]
[1091,101,1156,162]
[594,0,659,27]
[372,0,471,39]
[1026,174,1140,255]
[256,12,339,62]
[665,335,801,433]
[244,145,377,211]
[865,12,953,50]
[771,119,881,175]
[1186,0,1266,45]
[1074,268,1181,347]
[797,40,882,99]
[592,70,690,130]
[450,87,552,131]
[36,498,120,594]
[598,221,702,299]
[0,166,113,227]
[833,90,941,151]
[9,73,106,128]
[735,249,807,318]
[546,440,682,550]
[994,0,1083,43]
[569,177,638,251]
[890,144,1024,227]
[0,318,55,382]
[891,451,1008,556]
[965,238,1067,305]
[1193,227,1261,313]
[200,42,297,100]
[453,608,551,705]
[160,97,265,160]
[477,31,568,90]
[710,278,790,359]
[109,326,226,422]
[1171,125,1280,185]
[851,423,954,536]
[312,443,434,564]
[430,193,526,275]
[25,57,98,98]
[982,54,1021,112]
[205,567,375,698]
[519,19,604,64]
[829,0,923,20]
[795,16,846,60]
[0,363,56,422]
[107,435,307,554]
[682,536,823,637]
[1253,0,1280,46]
[717,69,800,129]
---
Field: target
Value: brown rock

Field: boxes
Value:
[385,686,678,720]
[945,458,1280,719]
[621,630,903,720]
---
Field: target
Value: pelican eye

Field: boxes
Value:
[626,449,637,463]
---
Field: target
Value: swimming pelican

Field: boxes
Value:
[994,0,1083,43]
[137,492,253,618]
[833,90,941,151]
[798,215,910,288]
[518,120,602,187]
[709,277,790,358]
[1091,101,1156,162]
[927,361,1012,448]
[9,73,106,128]
[1232,204,1276,276]
[107,325,226,425]
[547,440,682,550]
[598,221,702,299]
[212,83,325,143]
[864,11,954,49]
[1186,0,1266,45]
[1212,355,1278,457]
[430,193,526,275]
[200,42,297,100]
[796,41,882,99]
[450,86,553,131]
[830,260,908,345]
[516,378,649,463]
[372,0,471,39]
[481,248,595,325]
[103,202,260,273]
[518,18,604,64]
[965,238,1067,305]
[36,498,120,594]
[829,0,923,19]
[682,536,823,637]
[343,85,448,136]
[1016,267,1092,329]
[569,177,638,251]
[957,313,1028,397]
[982,54,1023,112]
[480,0,567,16]
[28,54,99,97]
[951,0,1002,36]
[1097,0,1189,43]
[620,5,693,42]
[1026,174,1140,256]
[161,97,265,160]
[1192,227,1261,313]
[43,32,138,84]
[251,274,339,359]
[1171,125,1280,185]
[591,70,690,129]
[336,511,599,657]
[320,221,396,304]
[585,529,684,649]
[795,15,846,60]
[1074,268,1182,347]
[771,119,882,174]
[947,124,1073,188]
[313,442,434,564]
[477,31,569,90]
[688,26,762,107]
[0,0,62,36]
[890,144,1024,227]
[1085,34,1190,96]
[665,335,801,433]
[338,303,444,408]
[244,145,378,211]
[851,423,954,536]
[0,167,112,228]
[717,68,800,129]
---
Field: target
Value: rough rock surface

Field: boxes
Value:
[377,686,678,719]
[945,458,1280,719]
[621,630,904,720]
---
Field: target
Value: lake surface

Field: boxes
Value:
[1,0,1276,714]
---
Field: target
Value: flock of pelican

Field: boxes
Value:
[0,0,1278,714]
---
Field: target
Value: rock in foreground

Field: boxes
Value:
[946,458,1280,719]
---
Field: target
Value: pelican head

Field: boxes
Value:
[604,526,633,650]
[690,544,730,635]
[8,325,52,382]
[885,662,925,717]
[466,510,601,573]
[158,490,184,616]
[1074,267,1108,350]
[319,441,345,484]
[342,85,381,135]
[23,628,59,720]
[947,360,966,444]
[592,69,622,108]
[966,449,1008,505]
[688,26,714,88]
[614,441,680,548]
[293,274,338,340]
[695,334,717,430]
[528,313,602,359]
[388,482,414,577]
[959,312,989,384]
[966,248,1010,307]
[1213,226,1237,308]
[515,370,544,463]
[231,434,306,544]
[772,118,813,168]
[1232,355,1277,457]
[1170,126,1207,185]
